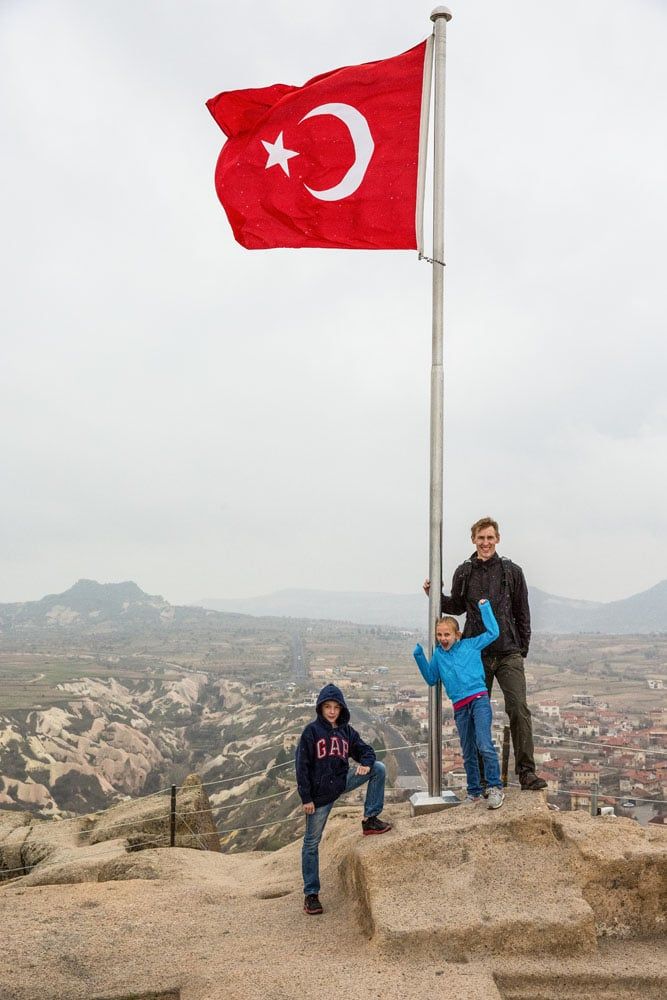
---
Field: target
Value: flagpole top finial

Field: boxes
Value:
[431,6,453,21]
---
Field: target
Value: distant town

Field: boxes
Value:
[300,627,667,826]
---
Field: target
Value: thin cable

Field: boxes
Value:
[541,734,667,757]
[76,808,171,840]
[504,777,665,807]
[0,835,172,879]
[197,758,295,790]
[177,816,210,852]
[194,739,438,792]
[210,789,292,813]
[219,815,300,836]
[35,733,435,840]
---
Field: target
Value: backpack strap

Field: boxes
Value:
[500,556,515,599]
[457,558,474,601]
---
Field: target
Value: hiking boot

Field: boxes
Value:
[487,787,505,810]
[520,771,548,791]
[362,816,392,836]
[303,894,323,915]
[461,794,483,805]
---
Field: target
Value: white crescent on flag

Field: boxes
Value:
[298,103,375,201]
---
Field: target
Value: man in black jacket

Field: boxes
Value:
[425,517,547,791]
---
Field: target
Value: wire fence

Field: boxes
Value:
[2,770,663,883]
[2,725,665,883]
[539,734,667,757]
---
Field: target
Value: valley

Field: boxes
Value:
[0,580,665,856]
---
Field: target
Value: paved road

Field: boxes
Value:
[291,633,306,680]
[353,706,420,777]
[380,720,422,776]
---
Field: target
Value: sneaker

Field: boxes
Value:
[361,816,392,836]
[461,794,483,805]
[487,787,505,810]
[520,771,547,791]
[303,894,323,915]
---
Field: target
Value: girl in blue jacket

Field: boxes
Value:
[413,599,505,809]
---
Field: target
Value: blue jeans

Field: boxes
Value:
[454,695,501,798]
[302,760,386,895]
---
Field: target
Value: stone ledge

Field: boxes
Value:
[337,791,667,959]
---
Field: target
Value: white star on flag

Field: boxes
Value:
[261,131,299,176]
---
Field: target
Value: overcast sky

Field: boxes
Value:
[2,1,666,606]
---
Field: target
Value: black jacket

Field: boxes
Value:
[295,683,376,807]
[441,552,531,658]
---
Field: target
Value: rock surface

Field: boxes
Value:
[340,791,667,958]
[0,792,665,1000]
[0,774,219,887]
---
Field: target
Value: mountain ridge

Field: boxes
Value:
[198,579,667,633]
[1,577,666,633]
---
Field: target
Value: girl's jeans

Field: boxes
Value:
[455,695,501,797]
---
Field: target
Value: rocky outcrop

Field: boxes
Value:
[0,776,57,811]
[0,774,219,887]
[338,791,667,958]
[88,773,221,855]
[146,673,208,718]
[0,794,665,1000]
[556,807,667,939]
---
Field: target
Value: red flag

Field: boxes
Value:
[206,41,428,250]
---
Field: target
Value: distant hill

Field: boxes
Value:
[198,580,667,634]
[0,578,174,631]
[2,576,665,635]
[529,579,667,633]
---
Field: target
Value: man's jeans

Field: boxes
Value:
[484,651,536,775]
[454,695,501,798]
[302,760,386,896]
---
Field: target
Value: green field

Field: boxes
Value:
[0,653,149,711]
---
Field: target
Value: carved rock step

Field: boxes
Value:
[338,791,667,959]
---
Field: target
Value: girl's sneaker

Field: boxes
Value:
[487,787,505,809]
[462,795,482,805]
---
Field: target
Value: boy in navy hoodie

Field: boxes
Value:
[413,599,505,810]
[295,683,391,915]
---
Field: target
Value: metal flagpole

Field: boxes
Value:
[411,6,457,816]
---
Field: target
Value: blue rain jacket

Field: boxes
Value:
[413,600,499,706]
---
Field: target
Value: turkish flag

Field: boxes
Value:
[206,41,428,250]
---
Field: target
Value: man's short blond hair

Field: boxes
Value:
[470,516,499,540]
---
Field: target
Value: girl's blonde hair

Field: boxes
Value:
[435,615,460,639]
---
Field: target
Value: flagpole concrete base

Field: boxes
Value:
[409,790,460,816]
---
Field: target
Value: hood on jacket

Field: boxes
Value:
[315,683,350,726]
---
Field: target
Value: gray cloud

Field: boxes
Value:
[1,1,666,605]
